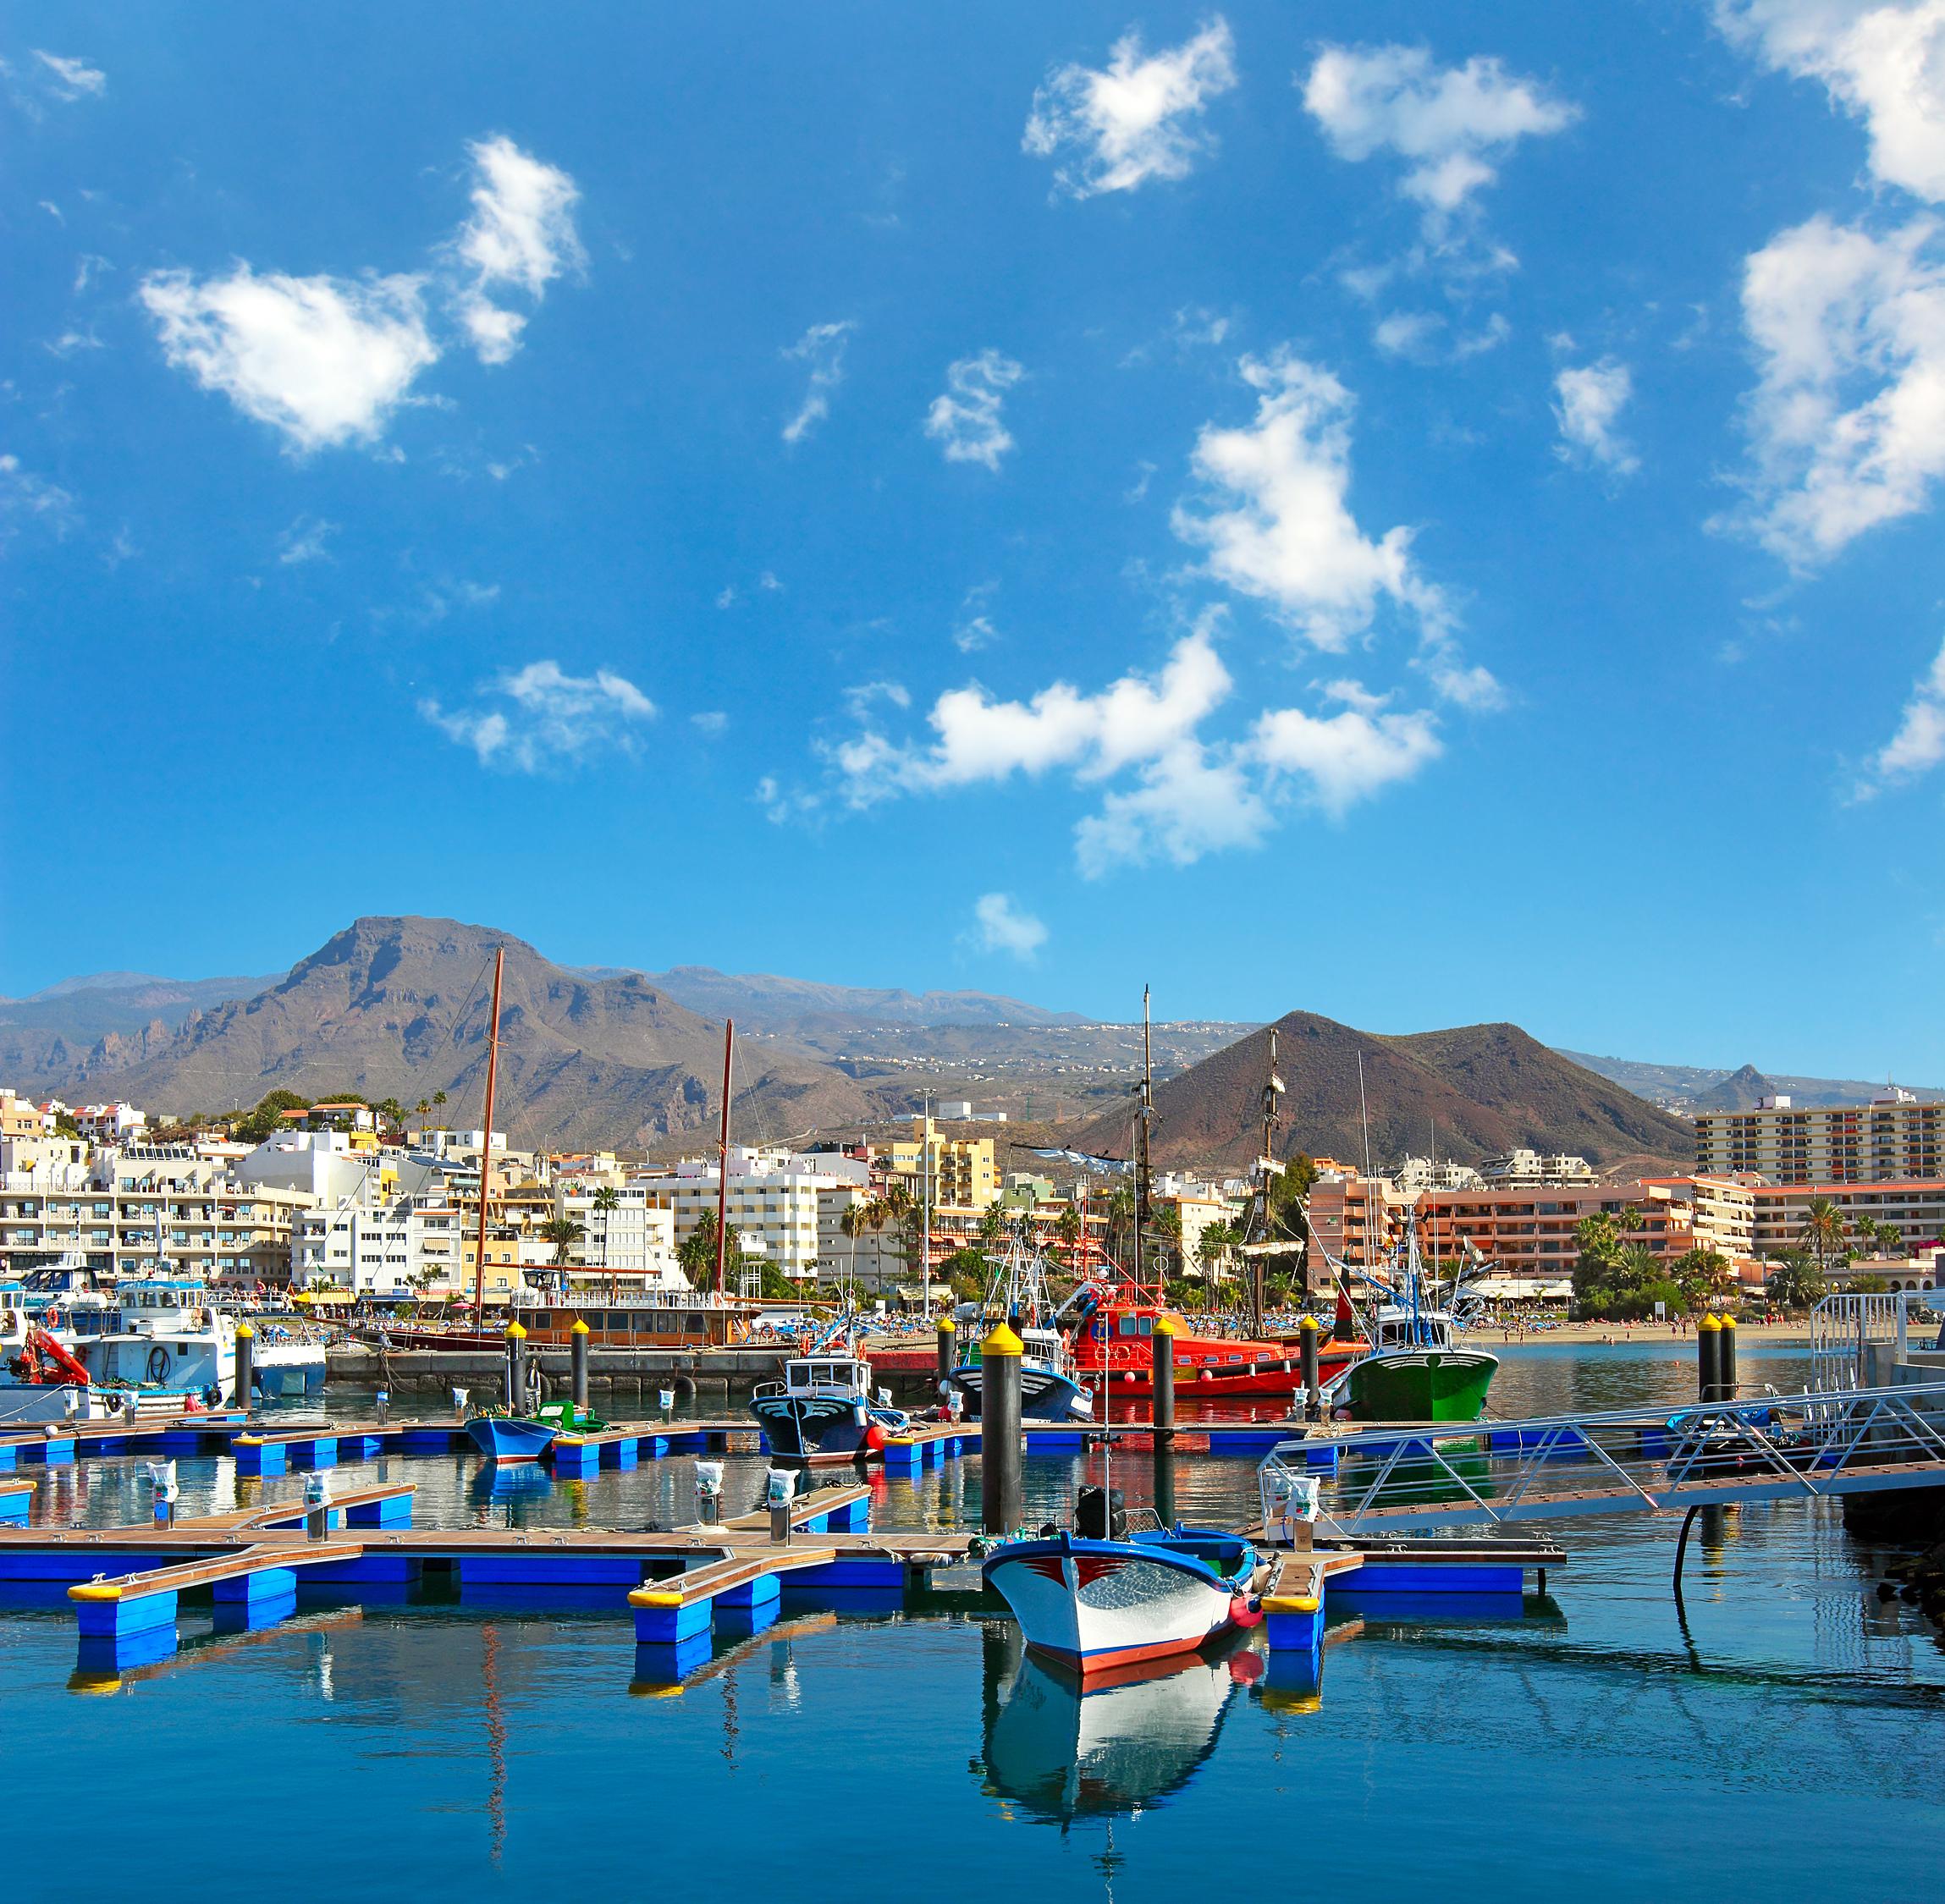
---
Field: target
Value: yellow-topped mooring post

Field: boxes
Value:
[1153,1316,1179,1527]
[937,1312,956,1391]
[1696,1312,1721,1404]
[1152,1315,1178,1433]
[505,1319,528,1413]
[1299,1313,1321,1420]
[1718,1312,1738,1402]
[570,1317,590,1413]
[981,1321,1023,1537]
[234,1319,254,1415]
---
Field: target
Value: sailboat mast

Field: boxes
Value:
[1134,985,1153,1297]
[715,1019,734,1297]
[472,946,505,1324]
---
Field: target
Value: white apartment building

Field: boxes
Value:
[72,1102,147,1144]
[1390,1155,1485,1195]
[0,1143,312,1285]
[1676,1174,1945,1263]
[552,1183,686,1290]
[1693,1096,1945,1184]
[1479,1150,1596,1188]
[295,1191,480,1298]
[631,1151,840,1281]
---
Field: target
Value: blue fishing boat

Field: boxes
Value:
[465,1413,559,1461]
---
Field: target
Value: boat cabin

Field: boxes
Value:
[1370,1305,1455,1352]
[510,1301,752,1348]
[770,1357,873,1400]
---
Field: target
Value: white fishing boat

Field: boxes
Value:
[982,1489,1259,1672]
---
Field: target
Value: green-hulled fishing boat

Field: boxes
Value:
[1320,1218,1498,1422]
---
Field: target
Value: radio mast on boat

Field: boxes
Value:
[715,1020,734,1297]
[472,945,505,1323]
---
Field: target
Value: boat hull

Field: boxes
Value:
[1076,1342,1364,1400]
[751,1394,871,1460]
[950,1362,1092,1422]
[984,1534,1251,1672]
[465,1417,559,1461]
[1338,1348,1497,1422]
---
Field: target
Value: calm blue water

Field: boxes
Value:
[4,1341,1942,1903]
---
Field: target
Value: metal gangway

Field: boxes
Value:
[1810,1289,1944,1395]
[1259,1380,1945,1543]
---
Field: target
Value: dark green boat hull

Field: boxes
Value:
[1340,1349,1497,1422]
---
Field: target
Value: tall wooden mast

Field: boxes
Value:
[472,945,505,1322]
[714,1019,734,1296]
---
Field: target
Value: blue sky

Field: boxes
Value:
[5,3,1945,1079]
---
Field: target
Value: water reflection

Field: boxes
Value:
[977,1621,1261,1824]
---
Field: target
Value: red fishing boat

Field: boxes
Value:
[1060,1279,1364,1400]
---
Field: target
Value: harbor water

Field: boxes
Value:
[3,1340,1940,1901]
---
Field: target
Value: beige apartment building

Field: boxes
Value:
[1679,1174,1945,1264]
[883,1119,998,1210]
[1693,1096,1945,1183]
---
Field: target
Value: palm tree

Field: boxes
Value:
[432,1090,448,1120]
[1053,1203,1083,1276]
[1766,1251,1825,1312]
[540,1216,585,1271]
[1799,1196,1849,1274]
[1196,1219,1234,1287]
[416,1098,431,1137]
[592,1186,620,1300]
[840,1200,870,1307]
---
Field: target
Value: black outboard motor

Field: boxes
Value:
[1076,1484,1127,1540]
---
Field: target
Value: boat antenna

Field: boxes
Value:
[472,944,505,1325]
[1135,984,1154,1301]
[715,1019,734,1298]
[1357,1048,1372,1184]
[1254,1023,1284,1337]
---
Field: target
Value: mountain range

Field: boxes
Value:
[5,914,1909,1172]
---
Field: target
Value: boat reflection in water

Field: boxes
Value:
[976,1621,1262,1824]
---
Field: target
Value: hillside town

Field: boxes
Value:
[4,1078,1940,1315]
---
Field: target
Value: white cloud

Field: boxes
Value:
[141,138,581,448]
[972,892,1048,960]
[1720,0,1945,201]
[0,452,76,548]
[716,585,739,609]
[1302,43,1577,230]
[140,266,439,453]
[1171,349,1450,649]
[1857,633,1945,792]
[1553,359,1639,475]
[954,614,999,653]
[31,51,106,101]
[759,570,782,592]
[277,515,337,564]
[1252,697,1443,817]
[925,349,1024,471]
[1075,741,1272,872]
[691,710,730,737]
[1023,19,1237,199]
[450,136,584,365]
[1373,309,1511,362]
[420,660,655,773]
[782,320,853,443]
[1724,212,1945,563]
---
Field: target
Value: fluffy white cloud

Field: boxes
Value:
[1252,696,1443,817]
[1172,349,1449,648]
[1858,633,1945,791]
[1373,309,1510,362]
[451,136,584,364]
[1725,212,1945,562]
[1075,741,1272,872]
[782,321,854,444]
[1302,43,1576,226]
[31,50,106,100]
[1023,19,1237,198]
[141,138,581,448]
[972,892,1048,960]
[1720,0,1945,201]
[139,267,438,453]
[420,660,656,773]
[1553,359,1639,474]
[837,627,1230,803]
[925,349,1024,471]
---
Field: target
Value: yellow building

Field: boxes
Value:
[885,1118,997,1210]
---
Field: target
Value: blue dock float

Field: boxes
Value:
[65,1538,368,1648]
[0,1478,33,1526]
[630,1545,846,1645]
